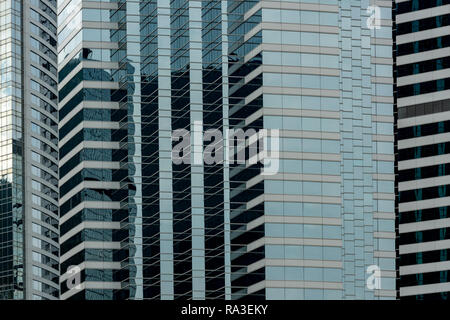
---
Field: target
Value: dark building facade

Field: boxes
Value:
[58,0,230,299]
[396,0,450,300]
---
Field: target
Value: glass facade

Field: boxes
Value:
[58,0,123,300]
[0,0,24,299]
[227,0,395,300]
[0,0,59,300]
[57,0,395,300]
[397,0,450,300]
[58,0,230,300]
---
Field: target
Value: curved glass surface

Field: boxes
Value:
[28,0,59,300]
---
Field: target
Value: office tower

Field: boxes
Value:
[0,0,59,300]
[58,0,395,300]
[228,0,395,299]
[58,0,230,300]
[397,0,450,300]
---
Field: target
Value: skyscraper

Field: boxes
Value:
[57,0,396,300]
[0,0,59,299]
[228,0,396,299]
[59,0,230,300]
[396,0,450,300]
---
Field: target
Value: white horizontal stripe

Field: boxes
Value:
[399,196,450,212]
[399,154,450,171]
[60,221,121,243]
[61,281,121,300]
[60,181,121,205]
[397,26,450,46]
[398,68,450,86]
[400,260,450,276]
[400,218,450,234]
[400,239,450,255]
[400,282,450,297]
[398,89,450,108]
[60,261,121,282]
[60,141,120,166]
[397,48,450,67]
[60,201,121,225]
[396,5,450,24]
[60,121,120,146]
[398,110,450,129]
[60,241,121,263]
[399,176,450,192]
[60,161,121,185]
[398,132,450,150]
